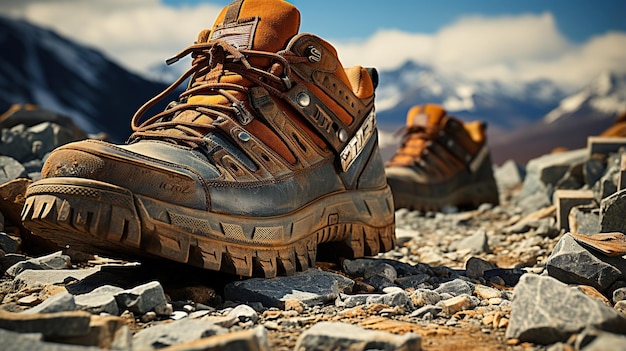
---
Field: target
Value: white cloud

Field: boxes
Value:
[3,0,222,75]
[2,2,625,91]
[332,13,626,91]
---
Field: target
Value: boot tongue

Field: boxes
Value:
[406,104,447,128]
[207,0,300,52]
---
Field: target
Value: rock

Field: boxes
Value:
[75,285,124,315]
[494,159,526,190]
[575,327,626,351]
[342,258,398,280]
[160,325,270,351]
[132,318,228,350]
[22,292,76,314]
[474,284,503,300]
[0,310,91,338]
[294,321,421,351]
[546,233,626,292]
[5,251,72,277]
[59,315,131,350]
[410,289,442,307]
[410,305,442,318]
[0,232,21,254]
[506,274,626,344]
[0,328,102,351]
[613,287,626,303]
[13,267,101,289]
[0,156,28,183]
[433,279,474,296]
[569,204,601,235]
[114,281,168,315]
[600,189,626,234]
[484,268,524,287]
[338,291,410,309]
[465,257,497,280]
[396,274,430,289]
[436,294,475,315]
[227,304,259,324]
[223,269,354,309]
[449,230,490,254]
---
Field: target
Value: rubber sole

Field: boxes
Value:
[21,177,396,278]
[389,179,500,212]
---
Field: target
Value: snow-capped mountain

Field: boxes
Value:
[0,16,171,142]
[375,61,568,132]
[543,71,626,124]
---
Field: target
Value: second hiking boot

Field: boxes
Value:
[385,104,499,211]
[21,0,395,277]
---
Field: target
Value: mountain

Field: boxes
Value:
[375,61,568,132]
[487,71,626,164]
[0,16,171,142]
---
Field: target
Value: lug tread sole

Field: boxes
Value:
[21,178,395,278]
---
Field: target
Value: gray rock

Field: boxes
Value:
[0,253,27,272]
[223,269,354,308]
[114,281,168,315]
[158,325,270,351]
[0,128,32,162]
[583,155,607,187]
[465,256,497,280]
[294,321,421,351]
[227,304,258,324]
[0,310,91,338]
[449,230,490,254]
[5,251,72,277]
[569,204,601,235]
[0,232,21,254]
[593,151,622,202]
[494,159,526,190]
[409,305,442,318]
[132,318,228,350]
[338,291,410,309]
[0,328,102,351]
[576,328,626,351]
[600,189,626,234]
[519,148,588,208]
[506,274,626,344]
[343,258,398,280]
[362,274,397,292]
[0,155,28,183]
[613,287,626,303]
[434,279,474,296]
[22,292,76,314]
[396,274,431,289]
[546,233,626,292]
[75,285,124,315]
[13,267,101,289]
[410,289,442,307]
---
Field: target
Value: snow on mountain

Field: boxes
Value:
[375,61,568,132]
[0,16,171,142]
[543,71,626,124]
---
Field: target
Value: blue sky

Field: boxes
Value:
[164,0,626,43]
[3,0,626,91]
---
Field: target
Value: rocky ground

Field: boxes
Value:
[0,115,625,350]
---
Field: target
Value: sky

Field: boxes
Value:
[2,0,626,92]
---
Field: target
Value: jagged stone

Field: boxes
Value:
[546,233,626,292]
[449,230,490,254]
[13,267,101,289]
[132,318,228,350]
[0,310,91,337]
[227,304,258,324]
[437,294,476,315]
[56,315,131,350]
[0,328,102,351]
[434,279,474,296]
[160,325,270,351]
[494,159,526,190]
[410,289,442,308]
[294,321,421,351]
[519,148,588,210]
[506,274,626,344]
[0,232,21,254]
[75,285,124,315]
[569,204,601,235]
[114,281,168,315]
[337,291,410,309]
[0,155,28,183]
[22,292,76,314]
[594,151,622,202]
[5,251,71,277]
[342,258,398,280]
[223,269,354,309]
[474,285,503,300]
[464,256,497,280]
[600,189,626,234]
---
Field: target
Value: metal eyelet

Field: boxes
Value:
[297,92,311,107]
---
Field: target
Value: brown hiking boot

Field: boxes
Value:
[385,104,499,211]
[21,0,395,277]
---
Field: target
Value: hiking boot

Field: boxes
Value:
[385,104,499,211]
[21,0,395,277]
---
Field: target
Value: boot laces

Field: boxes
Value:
[387,125,439,167]
[129,40,303,146]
